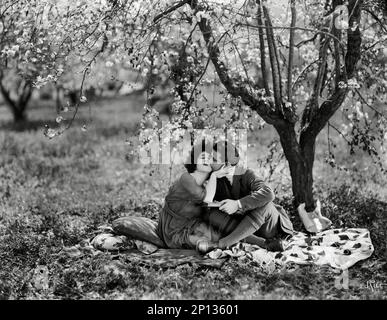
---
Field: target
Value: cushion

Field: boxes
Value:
[112,216,165,248]
[91,233,134,251]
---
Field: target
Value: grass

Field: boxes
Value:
[0,95,386,300]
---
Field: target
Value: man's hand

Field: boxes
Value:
[219,199,239,215]
[212,165,233,178]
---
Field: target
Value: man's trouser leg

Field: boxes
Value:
[204,202,281,248]
[204,209,242,235]
[250,202,281,239]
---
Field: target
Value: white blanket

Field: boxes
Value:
[207,228,374,270]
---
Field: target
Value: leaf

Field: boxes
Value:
[208,248,224,259]
[338,234,350,240]
[62,246,83,258]
[343,249,352,255]
[32,265,49,291]
[306,254,315,261]
[331,242,341,248]
[275,253,283,259]
[134,240,158,255]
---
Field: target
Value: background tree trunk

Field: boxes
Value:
[0,79,32,123]
[56,86,63,113]
[11,103,28,123]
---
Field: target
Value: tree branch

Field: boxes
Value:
[256,0,270,96]
[190,2,284,125]
[236,23,345,48]
[287,0,296,102]
[363,8,387,34]
[332,23,342,89]
[328,121,351,144]
[18,80,33,108]
[300,0,363,147]
[345,0,362,78]
[65,34,109,131]
[262,3,283,108]
[153,0,190,23]
[295,34,318,48]
[0,79,17,110]
[300,28,331,130]
[291,59,319,91]
[355,88,387,119]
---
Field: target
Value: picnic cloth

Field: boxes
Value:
[63,227,373,271]
[60,230,226,269]
[207,228,374,270]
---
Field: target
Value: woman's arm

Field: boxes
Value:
[203,172,217,203]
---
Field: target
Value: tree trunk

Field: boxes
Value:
[1,93,28,123]
[56,86,62,113]
[0,79,32,123]
[11,102,28,123]
[68,90,78,105]
[275,123,316,212]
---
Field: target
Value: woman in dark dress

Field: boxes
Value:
[156,143,229,253]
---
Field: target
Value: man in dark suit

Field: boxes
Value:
[204,140,294,252]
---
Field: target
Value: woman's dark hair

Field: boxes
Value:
[184,139,210,173]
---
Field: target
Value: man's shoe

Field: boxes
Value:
[264,238,286,252]
[196,240,219,254]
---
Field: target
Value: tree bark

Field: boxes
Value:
[275,122,316,211]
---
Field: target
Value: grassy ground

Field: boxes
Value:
[0,95,386,300]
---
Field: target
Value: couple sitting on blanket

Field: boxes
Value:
[156,140,294,254]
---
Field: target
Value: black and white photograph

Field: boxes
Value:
[0,0,386,303]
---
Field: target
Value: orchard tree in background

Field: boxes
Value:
[6,0,386,215]
[116,0,386,212]
[0,0,48,122]
[0,0,114,123]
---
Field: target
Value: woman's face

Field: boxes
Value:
[195,152,213,173]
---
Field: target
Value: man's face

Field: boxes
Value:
[211,150,226,171]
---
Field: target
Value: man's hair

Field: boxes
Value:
[184,139,211,173]
[213,140,239,165]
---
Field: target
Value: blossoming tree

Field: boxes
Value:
[3,0,386,216]
[116,0,386,212]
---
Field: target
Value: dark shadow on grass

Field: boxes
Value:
[0,118,90,132]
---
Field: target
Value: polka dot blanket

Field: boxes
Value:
[207,228,374,270]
